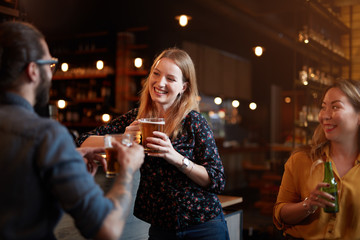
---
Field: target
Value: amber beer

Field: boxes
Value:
[104,134,133,178]
[105,147,119,178]
[139,118,165,153]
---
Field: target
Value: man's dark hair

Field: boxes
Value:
[0,21,45,91]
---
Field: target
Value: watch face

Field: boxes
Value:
[184,158,190,167]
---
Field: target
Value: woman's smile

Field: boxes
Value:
[323,123,336,133]
[149,57,186,112]
[154,87,168,95]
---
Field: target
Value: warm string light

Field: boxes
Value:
[214,97,257,110]
[253,46,264,57]
[284,97,292,104]
[232,100,240,108]
[96,60,104,70]
[249,102,257,110]
[134,58,143,68]
[57,99,66,109]
[175,14,192,27]
[214,97,222,105]
[102,113,111,122]
[61,63,69,72]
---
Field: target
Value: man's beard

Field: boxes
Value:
[35,67,51,107]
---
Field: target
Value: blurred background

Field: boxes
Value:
[1,0,357,238]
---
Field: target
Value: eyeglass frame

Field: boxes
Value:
[34,57,58,74]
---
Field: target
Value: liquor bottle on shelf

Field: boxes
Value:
[299,65,308,85]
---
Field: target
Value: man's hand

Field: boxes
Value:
[95,142,144,240]
[112,141,144,175]
[76,147,106,176]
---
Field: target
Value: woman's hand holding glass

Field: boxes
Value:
[145,131,183,167]
[124,120,141,144]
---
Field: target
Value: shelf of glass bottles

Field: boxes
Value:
[298,25,348,64]
[298,25,345,57]
[294,79,323,125]
[295,99,320,145]
[52,64,114,80]
[298,64,335,87]
[50,73,113,128]
[56,103,107,128]
[51,75,112,101]
[293,76,329,146]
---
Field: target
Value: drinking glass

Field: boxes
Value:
[138,118,165,153]
[104,133,133,178]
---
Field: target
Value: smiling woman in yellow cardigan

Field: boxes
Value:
[274,79,360,240]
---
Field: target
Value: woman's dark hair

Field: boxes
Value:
[292,79,360,161]
[0,21,45,91]
[309,79,360,160]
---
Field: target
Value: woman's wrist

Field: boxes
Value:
[178,156,194,175]
[302,197,317,215]
[184,160,194,175]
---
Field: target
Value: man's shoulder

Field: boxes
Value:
[1,106,68,140]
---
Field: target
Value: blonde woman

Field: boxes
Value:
[274,79,360,239]
[77,48,229,240]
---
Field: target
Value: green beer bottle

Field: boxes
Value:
[322,161,339,213]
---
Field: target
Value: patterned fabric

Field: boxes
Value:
[76,109,226,230]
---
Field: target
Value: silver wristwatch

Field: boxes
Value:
[181,157,190,170]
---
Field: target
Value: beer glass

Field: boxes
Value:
[138,118,165,153]
[104,133,133,178]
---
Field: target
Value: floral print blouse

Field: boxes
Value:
[76,109,226,230]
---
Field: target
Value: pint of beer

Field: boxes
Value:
[104,133,133,178]
[138,118,165,153]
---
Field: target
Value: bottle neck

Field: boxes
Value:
[324,161,335,180]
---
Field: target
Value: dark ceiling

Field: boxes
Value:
[20,0,300,65]
[19,0,331,60]
[20,0,298,45]
[18,0,352,97]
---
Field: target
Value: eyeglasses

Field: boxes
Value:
[35,57,58,74]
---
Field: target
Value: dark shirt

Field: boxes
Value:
[0,92,113,240]
[76,109,226,230]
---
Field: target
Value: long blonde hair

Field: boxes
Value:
[137,48,199,138]
[302,79,360,161]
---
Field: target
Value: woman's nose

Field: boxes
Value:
[320,108,332,119]
[158,76,166,86]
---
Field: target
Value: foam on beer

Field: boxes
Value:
[139,119,165,124]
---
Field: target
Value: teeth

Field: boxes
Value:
[154,88,166,94]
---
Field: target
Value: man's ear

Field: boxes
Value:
[25,62,40,84]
